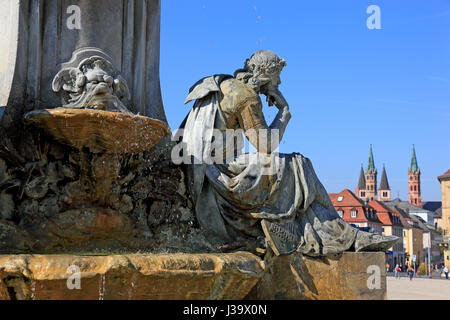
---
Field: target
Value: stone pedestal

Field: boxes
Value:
[246,251,386,300]
[0,251,387,300]
[0,252,264,300]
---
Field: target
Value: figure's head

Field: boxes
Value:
[234,50,286,94]
[82,59,115,97]
[52,56,131,113]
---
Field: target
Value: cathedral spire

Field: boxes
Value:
[364,145,378,201]
[378,165,391,201]
[357,164,366,190]
[367,144,376,174]
[379,165,390,191]
[409,145,420,174]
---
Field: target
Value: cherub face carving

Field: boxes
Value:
[52,56,132,114]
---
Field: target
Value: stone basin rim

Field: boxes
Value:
[24,108,171,154]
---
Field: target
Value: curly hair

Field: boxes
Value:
[234,50,286,91]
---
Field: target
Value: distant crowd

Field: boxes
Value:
[387,263,449,280]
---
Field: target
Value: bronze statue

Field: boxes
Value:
[176,50,398,256]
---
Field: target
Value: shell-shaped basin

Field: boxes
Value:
[25,108,171,154]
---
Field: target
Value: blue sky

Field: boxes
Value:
[160,0,450,201]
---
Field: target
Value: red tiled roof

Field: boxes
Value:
[438,169,450,181]
[329,189,381,224]
[369,200,391,214]
[329,189,364,207]
[377,213,392,226]
[369,201,394,225]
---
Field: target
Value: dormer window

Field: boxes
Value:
[351,209,357,218]
[337,196,343,202]
[337,210,344,218]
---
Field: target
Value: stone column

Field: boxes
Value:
[0,0,166,133]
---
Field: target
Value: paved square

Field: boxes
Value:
[387,277,450,300]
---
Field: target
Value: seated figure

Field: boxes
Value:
[176,50,397,256]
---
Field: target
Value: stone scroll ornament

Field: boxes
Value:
[52,56,132,114]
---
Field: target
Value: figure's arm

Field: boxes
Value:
[238,94,291,154]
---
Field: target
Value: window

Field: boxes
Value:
[337,210,344,218]
[414,186,416,191]
[351,210,357,218]
[337,196,343,202]
[360,191,365,197]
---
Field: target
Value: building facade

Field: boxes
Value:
[423,201,443,233]
[350,146,444,267]
[438,170,450,268]
[385,199,434,267]
[369,200,404,267]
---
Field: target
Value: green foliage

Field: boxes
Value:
[418,262,427,275]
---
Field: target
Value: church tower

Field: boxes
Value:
[408,145,421,207]
[365,145,377,201]
[355,164,367,201]
[378,165,391,201]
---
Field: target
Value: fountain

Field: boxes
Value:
[0,1,181,252]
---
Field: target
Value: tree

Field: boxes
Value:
[418,262,427,276]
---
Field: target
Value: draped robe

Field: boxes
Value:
[178,75,358,255]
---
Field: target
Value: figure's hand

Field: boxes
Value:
[266,89,289,110]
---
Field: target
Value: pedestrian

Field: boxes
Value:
[386,263,390,273]
[444,266,449,280]
[407,265,414,280]
[394,264,400,278]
